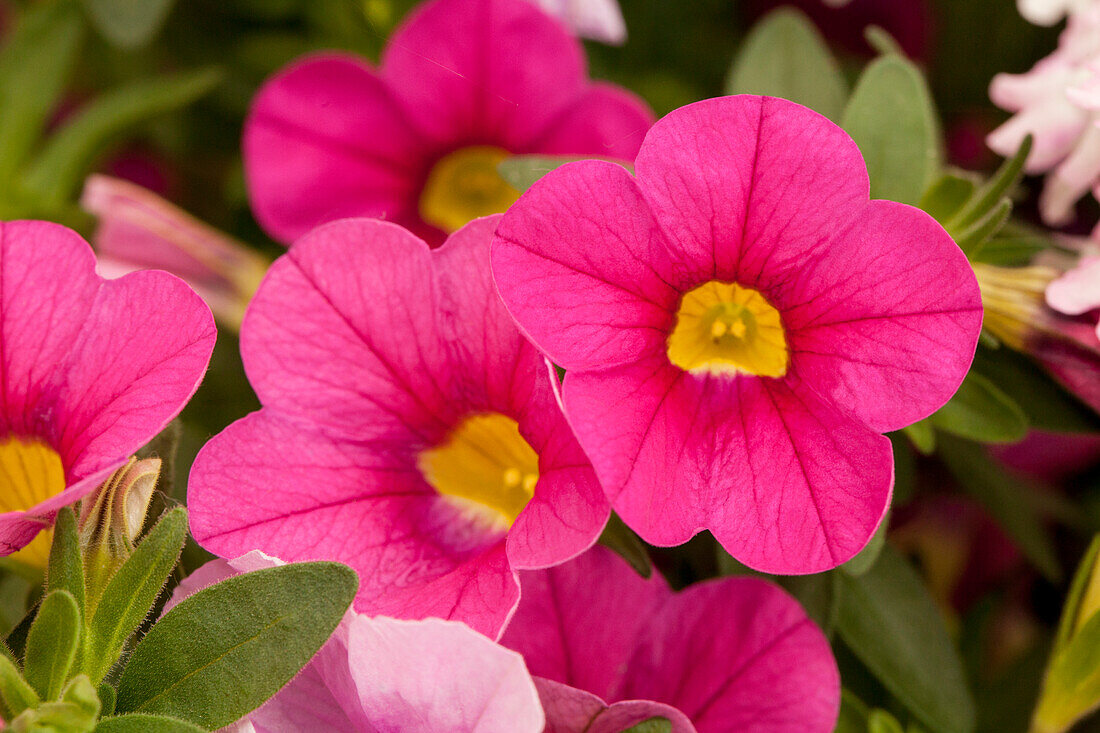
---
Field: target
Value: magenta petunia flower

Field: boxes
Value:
[188,216,608,637]
[499,546,840,732]
[172,553,545,733]
[492,95,983,574]
[0,220,215,567]
[243,0,653,247]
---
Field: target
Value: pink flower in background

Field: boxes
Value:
[188,216,608,638]
[244,0,652,247]
[499,547,840,732]
[1017,0,1095,26]
[988,7,1100,225]
[82,175,270,330]
[492,95,983,574]
[528,0,626,44]
[1047,254,1100,339]
[0,221,215,567]
[174,553,545,733]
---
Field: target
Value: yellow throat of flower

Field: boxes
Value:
[418,413,538,528]
[973,263,1059,350]
[419,146,520,234]
[667,280,789,377]
[0,437,66,569]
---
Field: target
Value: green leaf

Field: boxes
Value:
[726,8,848,120]
[841,55,941,205]
[918,172,978,224]
[836,546,975,733]
[12,675,100,733]
[929,371,1028,444]
[97,683,115,718]
[84,507,188,684]
[1054,537,1100,654]
[20,67,223,208]
[598,512,652,578]
[114,562,358,729]
[955,198,1012,256]
[94,714,205,733]
[47,508,85,622]
[869,710,906,733]
[25,590,81,701]
[497,155,631,193]
[938,437,1061,582]
[843,513,889,577]
[903,421,936,455]
[949,135,1032,233]
[971,347,1100,433]
[0,2,84,183]
[864,25,905,57]
[1032,611,1100,733]
[777,571,839,634]
[0,654,39,718]
[81,0,176,49]
[836,690,871,733]
[972,236,1049,267]
[623,718,673,733]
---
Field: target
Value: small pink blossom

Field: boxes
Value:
[188,216,608,638]
[0,221,215,561]
[173,553,545,733]
[492,95,982,574]
[500,546,840,732]
[81,175,270,330]
[1017,0,1096,26]
[528,0,626,44]
[1047,254,1100,339]
[244,0,652,246]
[988,7,1100,225]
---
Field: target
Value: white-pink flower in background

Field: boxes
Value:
[1047,252,1100,339]
[528,0,626,44]
[1017,0,1095,25]
[988,5,1100,226]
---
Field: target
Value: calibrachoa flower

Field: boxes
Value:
[0,220,215,567]
[188,216,608,637]
[499,546,840,732]
[528,0,626,44]
[172,553,545,733]
[988,6,1100,225]
[81,175,270,331]
[244,0,653,247]
[492,95,983,574]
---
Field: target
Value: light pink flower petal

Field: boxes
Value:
[783,200,982,433]
[381,0,585,149]
[1047,255,1100,315]
[537,679,695,733]
[244,54,426,244]
[241,219,452,443]
[500,545,667,699]
[346,615,543,731]
[436,217,608,569]
[188,410,517,637]
[530,84,653,160]
[528,0,627,44]
[620,576,839,733]
[491,160,682,371]
[987,88,1088,173]
[564,360,892,573]
[1043,125,1100,224]
[633,96,869,283]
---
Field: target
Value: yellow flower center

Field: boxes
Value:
[419,146,520,233]
[667,280,788,377]
[0,437,66,568]
[418,413,538,528]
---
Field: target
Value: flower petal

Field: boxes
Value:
[537,678,695,733]
[1047,255,1100,316]
[564,360,892,573]
[530,83,653,160]
[492,160,681,371]
[783,200,982,433]
[244,54,426,244]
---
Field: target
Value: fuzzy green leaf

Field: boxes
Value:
[47,508,85,622]
[94,714,205,733]
[24,590,81,701]
[114,562,357,729]
[0,654,39,719]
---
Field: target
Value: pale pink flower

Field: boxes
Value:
[529,0,626,44]
[1017,0,1095,26]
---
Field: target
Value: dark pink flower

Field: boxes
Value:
[188,216,608,637]
[492,95,983,574]
[243,0,652,246]
[500,547,840,732]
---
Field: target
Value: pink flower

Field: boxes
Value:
[172,553,545,733]
[528,0,626,44]
[1017,0,1095,26]
[1047,254,1100,339]
[492,95,983,574]
[188,216,608,638]
[499,546,840,732]
[82,175,270,330]
[987,7,1100,225]
[243,0,652,247]
[0,220,215,566]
